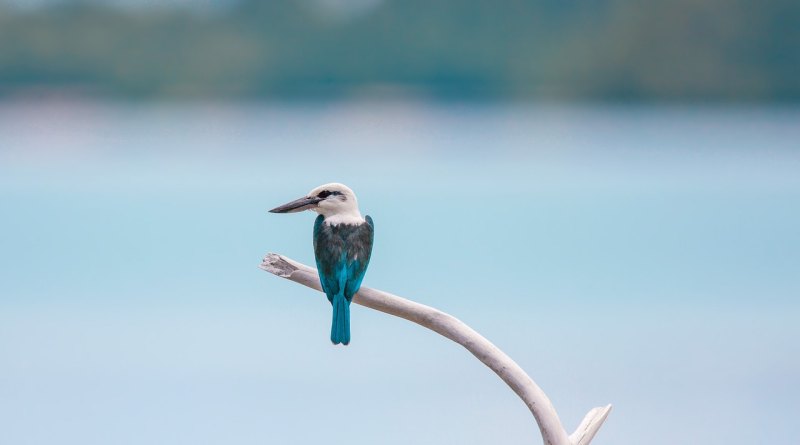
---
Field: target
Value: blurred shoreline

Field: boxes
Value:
[2,0,798,103]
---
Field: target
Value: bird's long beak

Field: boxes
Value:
[269,196,321,213]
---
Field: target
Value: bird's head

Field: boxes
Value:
[269,183,361,219]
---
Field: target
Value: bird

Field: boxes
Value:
[269,183,374,345]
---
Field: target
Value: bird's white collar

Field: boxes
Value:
[323,211,365,226]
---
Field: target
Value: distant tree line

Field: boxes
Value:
[0,0,797,101]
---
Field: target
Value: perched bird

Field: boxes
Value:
[269,183,374,345]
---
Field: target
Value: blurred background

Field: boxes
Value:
[0,1,798,445]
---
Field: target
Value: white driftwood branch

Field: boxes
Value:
[260,253,611,445]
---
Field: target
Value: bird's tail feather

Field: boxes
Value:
[331,294,351,345]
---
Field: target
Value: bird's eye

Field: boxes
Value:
[317,190,331,199]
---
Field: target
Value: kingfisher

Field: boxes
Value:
[269,183,374,345]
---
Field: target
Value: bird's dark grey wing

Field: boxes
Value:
[313,214,342,302]
[343,216,374,300]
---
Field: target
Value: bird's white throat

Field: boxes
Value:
[321,209,365,226]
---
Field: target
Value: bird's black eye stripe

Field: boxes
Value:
[317,190,343,199]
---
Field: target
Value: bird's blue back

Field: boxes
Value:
[313,215,374,344]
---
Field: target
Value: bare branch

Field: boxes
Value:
[260,253,612,445]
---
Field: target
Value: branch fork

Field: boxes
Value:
[260,253,611,445]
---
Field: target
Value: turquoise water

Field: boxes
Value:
[1,101,798,445]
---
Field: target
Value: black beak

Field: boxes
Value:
[269,196,321,213]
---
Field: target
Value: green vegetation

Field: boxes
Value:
[0,0,797,101]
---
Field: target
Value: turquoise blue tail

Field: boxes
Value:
[331,294,351,345]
